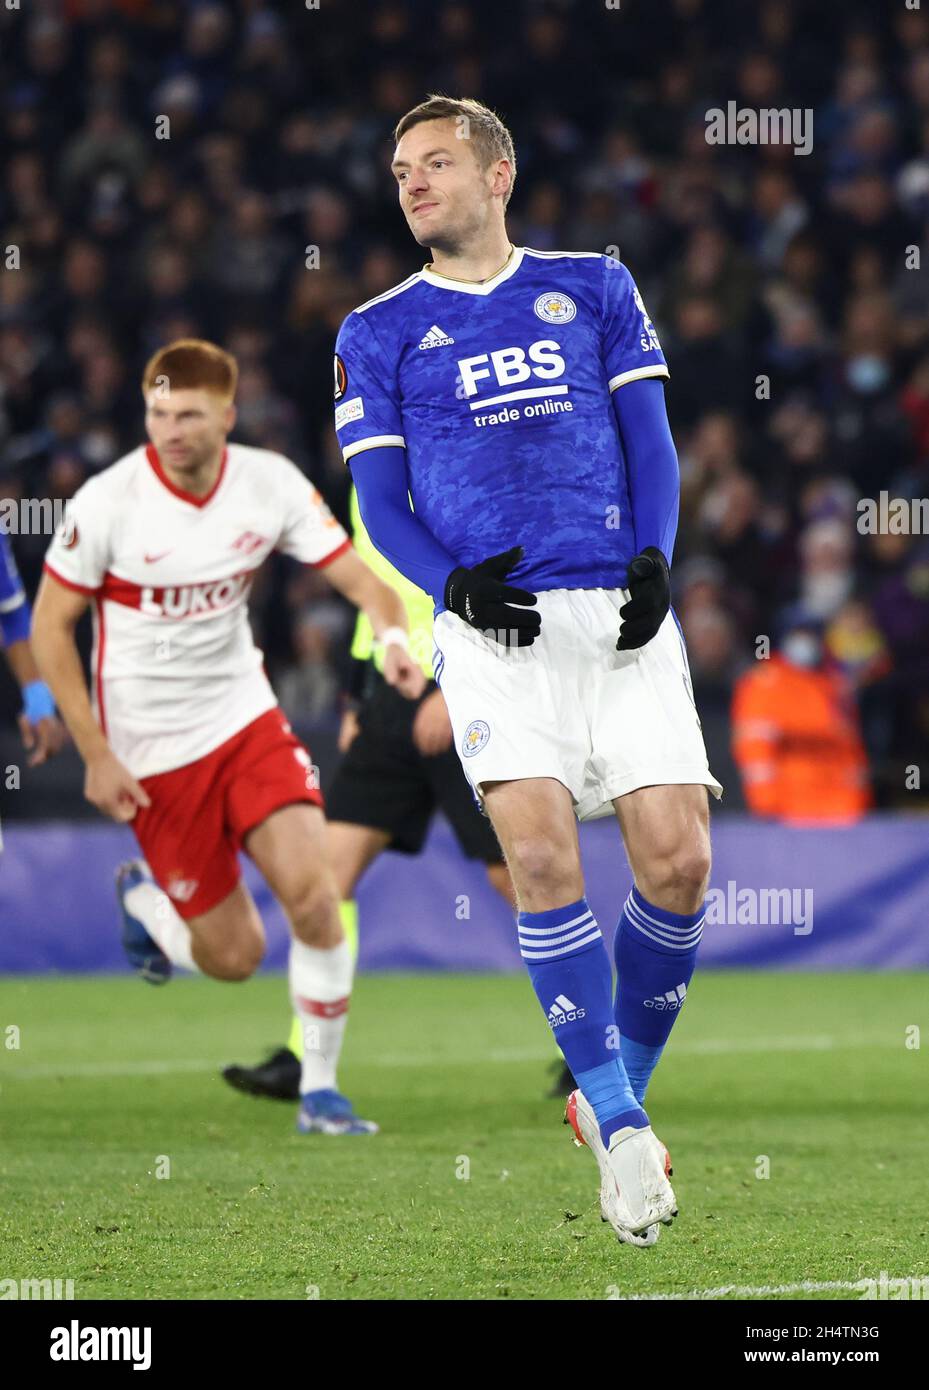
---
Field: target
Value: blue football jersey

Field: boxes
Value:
[0,531,26,617]
[333,247,669,591]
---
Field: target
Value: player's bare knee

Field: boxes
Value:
[673,843,711,904]
[506,836,579,907]
[640,843,710,912]
[201,938,264,981]
[285,876,340,947]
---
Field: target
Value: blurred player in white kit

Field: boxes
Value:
[32,338,425,1135]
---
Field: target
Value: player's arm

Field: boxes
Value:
[612,377,680,565]
[602,262,678,651]
[610,377,680,650]
[0,537,66,765]
[351,447,540,645]
[2,629,67,767]
[31,573,150,821]
[349,447,458,600]
[324,544,425,699]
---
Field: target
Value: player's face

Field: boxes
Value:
[392,119,496,253]
[144,388,235,474]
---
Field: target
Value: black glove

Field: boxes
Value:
[444,545,541,647]
[617,547,670,650]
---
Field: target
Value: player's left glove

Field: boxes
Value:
[617,547,671,651]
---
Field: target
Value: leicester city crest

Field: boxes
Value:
[534,292,576,324]
[534,291,575,323]
[462,720,490,757]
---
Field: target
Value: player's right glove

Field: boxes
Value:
[444,545,541,647]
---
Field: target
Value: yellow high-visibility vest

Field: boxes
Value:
[348,487,435,679]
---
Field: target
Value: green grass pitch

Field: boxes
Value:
[2,970,927,1301]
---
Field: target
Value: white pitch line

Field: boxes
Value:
[617,1278,874,1301]
[681,1034,840,1055]
[335,1034,884,1067]
[0,1033,893,1081]
[3,1053,548,1078]
[2,1059,221,1079]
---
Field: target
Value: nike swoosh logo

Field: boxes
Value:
[144,552,171,564]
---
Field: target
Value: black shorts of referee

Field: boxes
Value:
[326,671,504,864]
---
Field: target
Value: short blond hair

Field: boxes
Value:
[394,94,516,209]
[141,339,238,401]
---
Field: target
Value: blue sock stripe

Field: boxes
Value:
[517,927,596,948]
[630,885,706,932]
[516,898,589,929]
[517,901,601,961]
[623,915,702,953]
[624,917,703,952]
[519,929,602,961]
[517,909,595,936]
[624,892,704,951]
[518,923,596,948]
[518,921,601,955]
[626,891,705,937]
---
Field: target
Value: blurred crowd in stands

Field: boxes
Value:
[2,0,929,809]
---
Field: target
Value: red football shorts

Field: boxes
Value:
[132,707,323,920]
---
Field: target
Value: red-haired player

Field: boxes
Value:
[32,339,424,1135]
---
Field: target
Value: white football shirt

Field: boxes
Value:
[43,442,350,777]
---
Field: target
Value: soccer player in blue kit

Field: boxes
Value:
[333,96,722,1247]
[0,531,65,847]
[0,533,64,770]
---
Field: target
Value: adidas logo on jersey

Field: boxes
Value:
[547,994,586,1027]
[418,324,455,350]
[644,983,688,1011]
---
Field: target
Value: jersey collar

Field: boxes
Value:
[146,444,228,508]
[419,245,525,296]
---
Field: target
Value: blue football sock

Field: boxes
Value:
[614,886,705,1105]
[618,1036,664,1109]
[519,897,647,1142]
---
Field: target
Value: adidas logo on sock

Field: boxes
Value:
[418,324,455,349]
[547,994,586,1028]
[643,983,688,1011]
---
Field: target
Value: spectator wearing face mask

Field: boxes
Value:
[730,608,872,823]
[798,518,856,620]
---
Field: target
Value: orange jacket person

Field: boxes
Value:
[731,619,871,824]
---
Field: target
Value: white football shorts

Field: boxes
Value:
[433,587,723,822]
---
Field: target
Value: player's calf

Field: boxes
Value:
[173,883,266,981]
[117,862,268,984]
[247,811,364,1117]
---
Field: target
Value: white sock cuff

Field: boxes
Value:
[289,938,354,1000]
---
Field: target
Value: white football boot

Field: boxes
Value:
[564,1088,677,1247]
